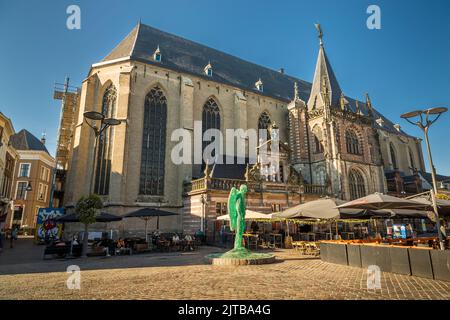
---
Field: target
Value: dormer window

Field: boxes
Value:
[255,78,263,92]
[376,117,384,127]
[204,62,213,77]
[153,45,161,62]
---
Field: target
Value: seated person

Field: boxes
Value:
[250,221,259,233]
[117,238,125,249]
[172,233,180,244]
[184,234,194,251]
[153,230,161,237]
[116,238,132,255]
[71,235,79,246]
[94,236,111,256]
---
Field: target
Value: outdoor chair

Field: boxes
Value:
[248,235,259,250]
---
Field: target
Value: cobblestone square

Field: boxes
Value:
[0,239,449,300]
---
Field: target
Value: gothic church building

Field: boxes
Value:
[61,23,425,235]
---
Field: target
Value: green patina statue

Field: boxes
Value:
[206,183,275,264]
[228,184,248,250]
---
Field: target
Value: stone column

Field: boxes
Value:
[179,76,194,201]
[109,66,133,204]
[67,74,98,205]
[233,91,247,157]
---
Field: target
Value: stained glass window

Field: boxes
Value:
[139,86,167,195]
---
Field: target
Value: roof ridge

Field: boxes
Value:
[129,21,141,58]
[127,23,312,86]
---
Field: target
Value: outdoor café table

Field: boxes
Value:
[243,233,259,249]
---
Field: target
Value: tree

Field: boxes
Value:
[75,194,103,257]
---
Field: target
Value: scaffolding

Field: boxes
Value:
[52,77,80,207]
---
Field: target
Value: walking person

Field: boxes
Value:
[10,227,18,248]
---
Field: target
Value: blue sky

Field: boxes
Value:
[0,0,449,174]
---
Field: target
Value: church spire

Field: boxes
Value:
[307,24,343,110]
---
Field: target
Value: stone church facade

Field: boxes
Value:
[60,23,425,237]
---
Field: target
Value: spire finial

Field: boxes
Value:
[294,81,299,101]
[314,23,323,46]
[41,130,47,145]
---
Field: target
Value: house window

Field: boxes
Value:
[12,206,23,222]
[94,84,117,195]
[346,130,361,155]
[37,183,48,202]
[19,163,31,177]
[16,182,28,200]
[215,202,227,215]
[139,86,167,196]
[349,169,366,200]
[271,204,281,212]
[40,166,51,182]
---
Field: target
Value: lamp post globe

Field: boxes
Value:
[401,106,447,250]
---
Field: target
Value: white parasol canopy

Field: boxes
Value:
[217,210,273,221]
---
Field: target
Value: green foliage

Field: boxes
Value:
[75,194,103,225]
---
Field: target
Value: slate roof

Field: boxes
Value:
[420,172,450,184]
[10,129,49,154]
[100,23,411,137]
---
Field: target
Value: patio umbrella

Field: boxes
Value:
[406,194,450,217]
[336,193,427,211]
[124,208,178,240]
[273,198,360,239]
[216,210,273,221]
[56,212,123,223]
[373,209,429,219]
[272,197,358,220]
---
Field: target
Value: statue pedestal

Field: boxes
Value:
[206,248,276,266]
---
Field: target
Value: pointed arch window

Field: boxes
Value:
[408,147,415,171]
[258,112,271,141]
[202,98,221,162]
[346,129,361,155]
[349,169,366,200]
[312,126,324,154]
[94,84,117,195]
[390,143,398,170]
[139,86,167,195]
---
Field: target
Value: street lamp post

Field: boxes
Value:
[83,111,121,195]
[401,107,448,250]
